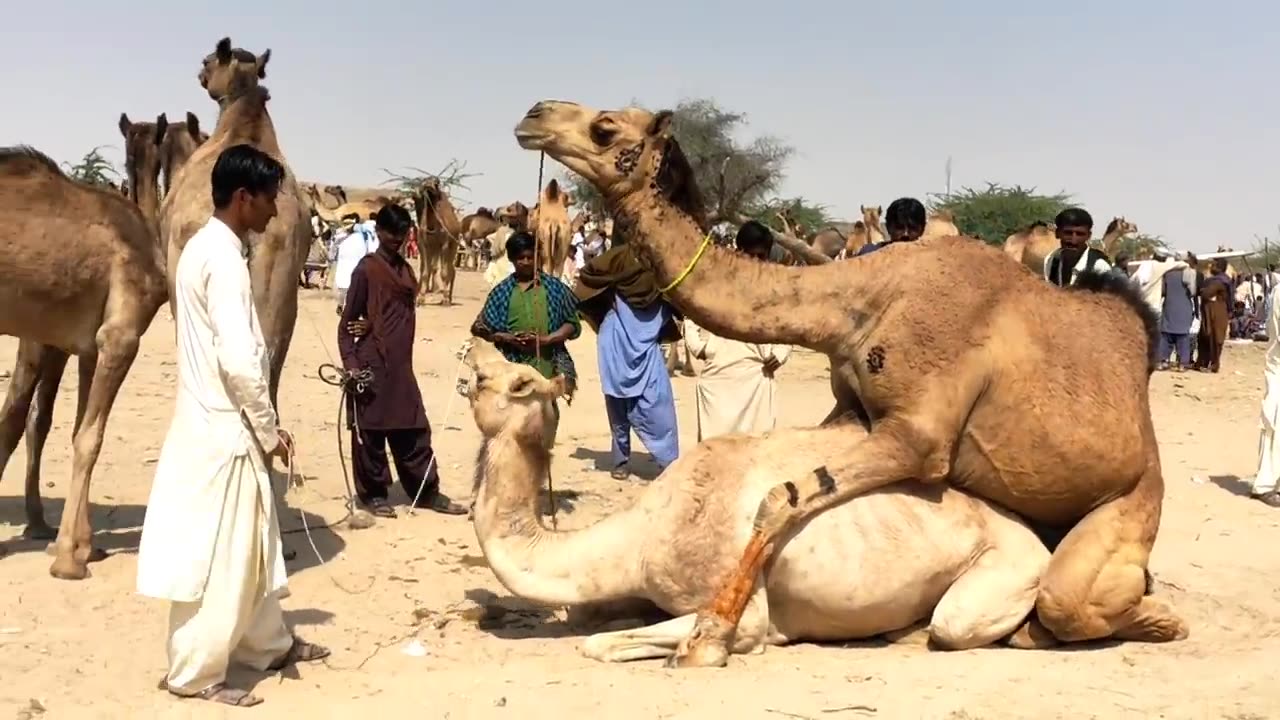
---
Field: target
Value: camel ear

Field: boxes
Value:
[186,111,201,139]
[548,375,568,399]
[256,49,271,78]
[154,113,169,146]
[508,375,536,398]
[118,113,131,138]
[647,110,675,138]
[215,37,233,63]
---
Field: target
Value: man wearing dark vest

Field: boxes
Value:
[1045,207,1111,286]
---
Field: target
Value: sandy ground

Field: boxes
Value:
[2,270,1279,719]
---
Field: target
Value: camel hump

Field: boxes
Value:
[1069,269,1159,372]
[0,145,63,178]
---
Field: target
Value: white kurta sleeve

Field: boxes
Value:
[683,319,712,360]
[206,255,280,453]
[769,344,794,366]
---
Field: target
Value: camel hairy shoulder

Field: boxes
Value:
[160,37,311,410]
[0,146,168,579]
[466,342,1049,664]
[514,100,1185,667]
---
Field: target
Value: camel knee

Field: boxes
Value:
[1035,564,1145,643]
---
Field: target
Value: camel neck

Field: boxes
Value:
[132,169,161,225]
[613,191,868,353]
[471,436,645,605]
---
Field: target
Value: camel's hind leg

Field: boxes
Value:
[929,541,1048,650]
[1034,460,1187,644]
[0,343,70,540]
[668,416,951,668]
[439,241,457,306]
[49,319,141,580]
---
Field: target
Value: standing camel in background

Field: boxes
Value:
[161,37,311,412]
[515,100,1185,667]
[532,179,573,277]
[118,113,168,222]
[410,177,463,305]
[0,146,167,579]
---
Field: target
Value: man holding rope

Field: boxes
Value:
[338,203,468,518]
[137,144,329,708]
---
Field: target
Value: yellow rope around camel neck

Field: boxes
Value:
[659,233,714,294]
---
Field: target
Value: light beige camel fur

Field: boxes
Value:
[514,100,1186,668]
[160,37,310,411]
[466,342,1049,664]
[118,113,168,222]
[0,146,167,579]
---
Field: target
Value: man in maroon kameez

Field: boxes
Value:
[337,204,467,517]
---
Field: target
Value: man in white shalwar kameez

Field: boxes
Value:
[1248,282,1280,507]
[137,144,329,708]
[683,221,792,441]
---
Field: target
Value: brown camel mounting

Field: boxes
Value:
[160,37,311,414]
[460,207,500,270]
[159,112,208,197]
[0,146,168,579]
[409,176,462,305]
[514,100,1185,667]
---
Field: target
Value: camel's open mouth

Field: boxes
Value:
[514,125,551,151]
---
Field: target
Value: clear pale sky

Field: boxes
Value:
[8,1,1276,252]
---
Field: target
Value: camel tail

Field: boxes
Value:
[1069,270,1160,374]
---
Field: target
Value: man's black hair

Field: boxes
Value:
[506,230,537,261]
[1055,207,1094,230]
[210,143,284,209]
[735,220,774,254]
[884,197,926,234]
[375,203,413,236]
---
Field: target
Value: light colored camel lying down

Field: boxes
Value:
[465,342,1049,665]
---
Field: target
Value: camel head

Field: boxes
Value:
[514,101,705,223]
[860,205,883,227]
[496,201,530,229]
[1106,216,1138,236]
[119,112,168,189]
[199,37,270,103]
[466,343,566,446]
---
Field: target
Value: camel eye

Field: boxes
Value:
[589,122,617,146]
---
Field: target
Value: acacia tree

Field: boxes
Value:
[380,158,479,209]
[63,146,121,188]
[929,183,1072,245]
[562,97,800,226]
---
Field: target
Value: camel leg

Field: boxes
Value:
[1034,459,1187,644]
[586,587,772,664]
[668,417,947,668]
[440,246,457,306]
[928,542,1047,650]
[0,342,62,538]
[48,321,141,580]
[21,348,72,540]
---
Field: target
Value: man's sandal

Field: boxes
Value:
[170,683,262,707]
[267,637,331,671]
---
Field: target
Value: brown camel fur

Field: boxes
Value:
[1101,217,1138,257]
[532,179,573,276]
[514,100,1186,666]
[466,342,1050,663]
[160,37,310,413]
[0,146,167,579]
[409,177,463,305]
[160,112,208,197]
[460,207,500,269]
[496,201,531,231]
[923,210,960,240]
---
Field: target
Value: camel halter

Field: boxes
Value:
[659,232,715,294]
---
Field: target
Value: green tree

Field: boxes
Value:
[562,97,794,224]
[1111,232,1169,260]
[63,146,121,188]
[929,183,1072,245]
[746,196,833,235]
